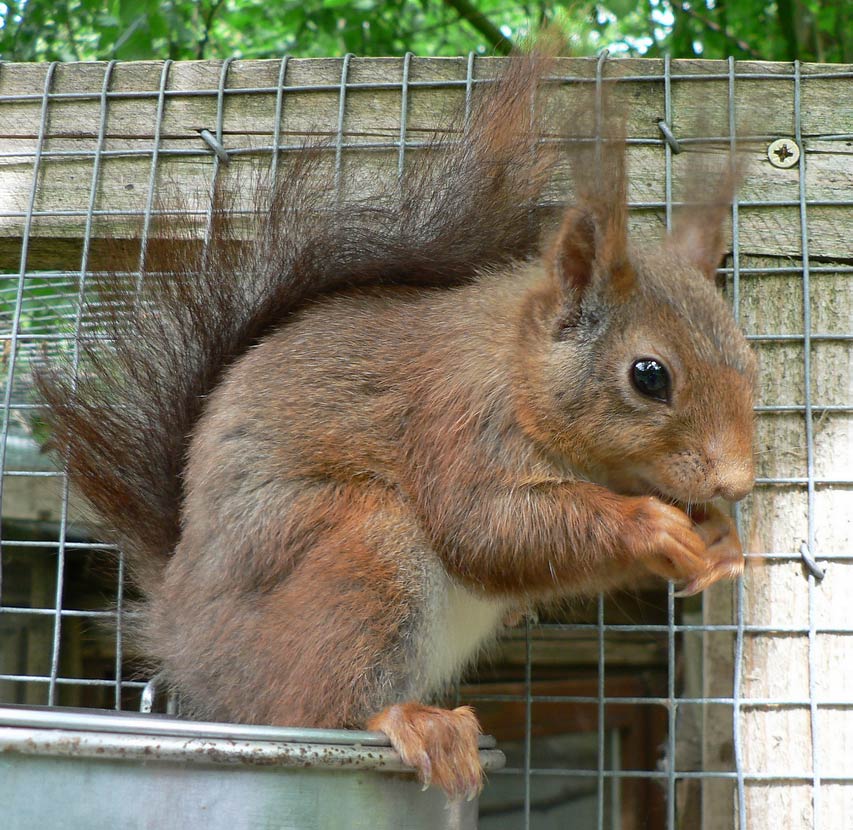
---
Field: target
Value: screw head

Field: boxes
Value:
[768,138,800,168]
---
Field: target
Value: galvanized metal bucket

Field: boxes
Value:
[0,704,505,829]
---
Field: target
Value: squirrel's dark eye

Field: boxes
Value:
[630,359,670,403]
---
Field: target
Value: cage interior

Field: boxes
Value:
[0,54,851,829]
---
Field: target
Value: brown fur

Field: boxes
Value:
[368,704,482,798]
[35,51,756,799]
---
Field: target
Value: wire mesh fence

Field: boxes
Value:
[0,54,850,828]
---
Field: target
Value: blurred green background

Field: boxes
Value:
[0,0,849,62]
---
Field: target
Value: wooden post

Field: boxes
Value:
[703,257,852,825]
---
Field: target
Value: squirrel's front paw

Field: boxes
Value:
[627,497,706,581]
[626,497,743,594]
[675,504,745,596]
[367,702,483,801]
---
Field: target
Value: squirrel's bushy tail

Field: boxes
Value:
[35,52,559,593]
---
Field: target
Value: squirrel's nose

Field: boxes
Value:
[706,436,754,503]
[712,461,755,502]
[716,479,753,502]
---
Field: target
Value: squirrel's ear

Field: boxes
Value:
[668,158,741,281]
[547,207,596,296]
[546,202,634,302]
[667,219,728,281]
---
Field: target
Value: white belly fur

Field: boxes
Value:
[421,576,509,695]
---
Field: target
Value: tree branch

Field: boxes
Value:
[61,5,82,61]
[439,0,515,55]
[776,0,799,60]
[197,0,226,60]
[671,1,762,59]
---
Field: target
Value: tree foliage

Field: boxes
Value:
[0,0,849,63]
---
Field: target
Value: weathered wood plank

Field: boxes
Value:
[703,250,852,829]
[1,58,852,270]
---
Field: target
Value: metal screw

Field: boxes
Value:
[767,138,800,168]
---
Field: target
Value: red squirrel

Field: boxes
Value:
[36,51,755,800]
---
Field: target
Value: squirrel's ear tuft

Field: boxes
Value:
[548,82,635,303]
[545,68,635,305]
[668,155,742,281]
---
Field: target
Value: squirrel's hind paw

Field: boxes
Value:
[368,702,483,801]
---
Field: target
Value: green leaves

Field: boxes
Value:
[0,1,848,65]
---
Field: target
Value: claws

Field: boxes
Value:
[417,750,432,789]
[675,551,745,596]
[367,702,484,801]
[633,498,745,594]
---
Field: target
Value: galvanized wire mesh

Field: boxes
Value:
[0,54,850,829]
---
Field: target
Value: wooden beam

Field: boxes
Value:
[1,58,852,270]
